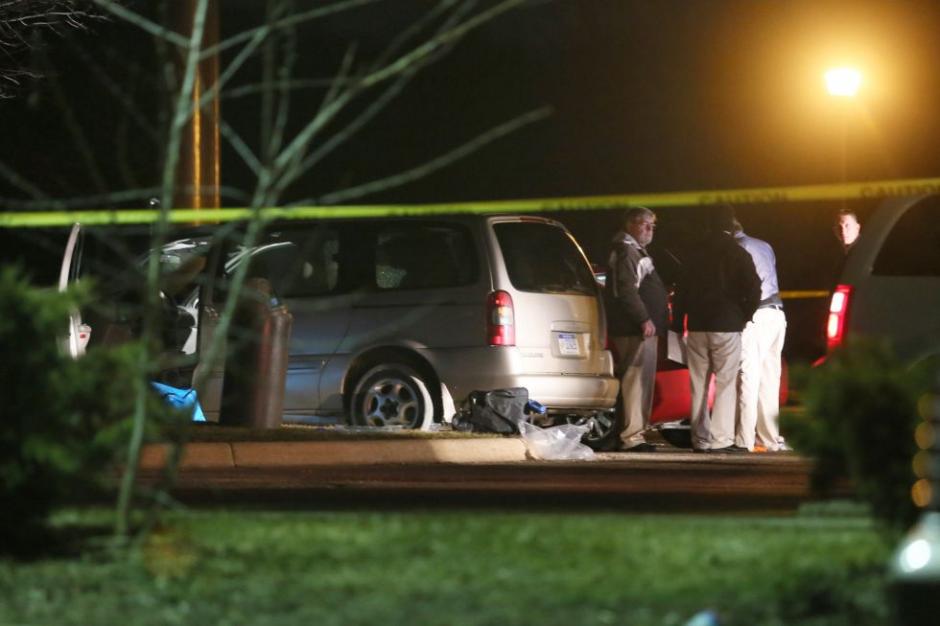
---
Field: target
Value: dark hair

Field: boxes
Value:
[708,203,736,233]
[835,209,860,223]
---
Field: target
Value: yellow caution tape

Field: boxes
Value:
[2,176,940,228]
[780,290,830,300]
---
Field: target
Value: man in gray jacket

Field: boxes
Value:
[605,207,669,452]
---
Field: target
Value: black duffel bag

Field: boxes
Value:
[453,387,530,434]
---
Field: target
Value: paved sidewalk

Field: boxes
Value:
[140,436,802,470]
[140,437,530,469]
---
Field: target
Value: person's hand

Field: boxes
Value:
[641,320,656,337]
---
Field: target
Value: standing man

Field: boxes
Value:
[833,209,862,255]
[733,219,787,452]
[671,206,761,453]
[831,207,862,285]
[605,207,669,452]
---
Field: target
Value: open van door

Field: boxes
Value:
[58,223,91,358]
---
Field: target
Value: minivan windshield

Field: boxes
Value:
[494,222,597,296]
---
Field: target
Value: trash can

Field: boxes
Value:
[219,277,292,428]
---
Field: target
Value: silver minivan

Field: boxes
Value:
[63,215,618,431]
[826,194,940,365]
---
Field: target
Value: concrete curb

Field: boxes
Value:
[139,438,530,470]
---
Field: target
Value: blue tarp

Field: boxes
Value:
[150,381,206,422]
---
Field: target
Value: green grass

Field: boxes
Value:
[0,508,892,626]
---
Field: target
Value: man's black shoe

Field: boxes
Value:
[709,445,750,454]
[621,442,657,453]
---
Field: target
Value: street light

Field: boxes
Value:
[824,67,862,209]
[824,67,862,98]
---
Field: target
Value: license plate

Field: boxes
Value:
[557,332,582,356]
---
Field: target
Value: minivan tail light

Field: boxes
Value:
[826,284,853,351]
[487,290,515,346]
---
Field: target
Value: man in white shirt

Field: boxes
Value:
[733,219,787,452]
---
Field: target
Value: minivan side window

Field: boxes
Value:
[872,198,940,277]
[373,224,477,290]
[494,222,597,296]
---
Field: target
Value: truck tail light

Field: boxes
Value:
[486,290,515,346]
[826,284,853,351]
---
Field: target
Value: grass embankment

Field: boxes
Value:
[1,506,891,626]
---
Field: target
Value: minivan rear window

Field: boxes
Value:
[494,222,597,296]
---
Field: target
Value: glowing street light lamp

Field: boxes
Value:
[824,66,862,209]
[825,67,862,98]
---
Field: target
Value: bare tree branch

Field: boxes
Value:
[0,0,97,45]
[264,0,526,206]
[0,0,102,97]
[89,0,188,47]
[372,0,463,69]
[0,157,50,200]
[0,185,250,210]
[34,44,110,193]
[266,2,297,169]
[359,0,525,89]
[64,33,161,145]
[222,78,349,100]
[258,40,358,206]
[116,0,210,541]
[310,106,553,205]
[260,0,288,166]
[267,0,477,203]
[280,0,476,191]
[220,117,261,177]
[201,0,382,60]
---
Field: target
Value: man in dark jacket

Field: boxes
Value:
[605,207,669,452]
[671,207,761,453]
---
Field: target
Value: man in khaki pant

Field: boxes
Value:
[733,219,787,451]
[604,207,669,452]
[671,207,761,453]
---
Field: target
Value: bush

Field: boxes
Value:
[0,267,183,556]
[782,341,933,532]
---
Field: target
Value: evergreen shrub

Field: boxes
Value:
[783,341,934,532]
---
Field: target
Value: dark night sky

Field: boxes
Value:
[6,1,940,214]
[316,0,940,200]
[256,0,940,294]
[222,1,940,268]
[5,0,940,358]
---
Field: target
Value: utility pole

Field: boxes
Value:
[173,0,220,211]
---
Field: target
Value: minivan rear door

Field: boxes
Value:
[490,218,608,375]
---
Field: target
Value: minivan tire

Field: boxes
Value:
[350,363,434,431]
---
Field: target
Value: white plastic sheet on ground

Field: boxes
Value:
[518,421,595,461]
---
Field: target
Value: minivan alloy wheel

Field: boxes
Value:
[351,364,434,430]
